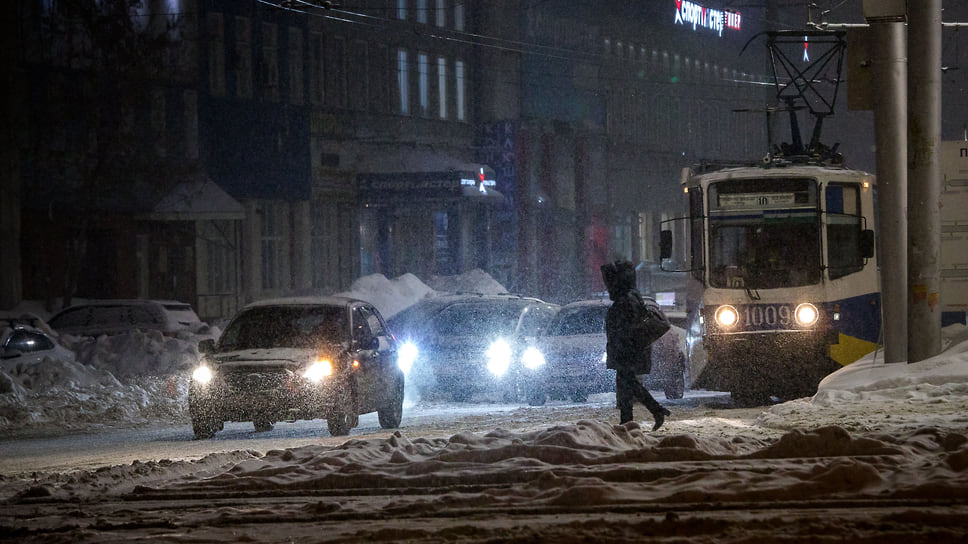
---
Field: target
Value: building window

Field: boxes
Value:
[333,36,347,107]
[184,90,198,159]
[262,22,279,100]
[288,27,303,105]
[349,39,369,110]
[416,0,427,24]
[417,52,429,116]
[311,202,339,290]
[202,220,235,294]
[437,56,447,119]
[151,89,166,157]
[260,202,286,290]
[310,32,324,105]
[207,13,225,95]
[397,48,410,114]
[397,0,407,20]
[453,0,464,31]
[235,16,252,98]
[435,0,445,26]
[455,58,466,121]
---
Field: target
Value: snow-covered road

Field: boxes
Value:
[0,390,739,474]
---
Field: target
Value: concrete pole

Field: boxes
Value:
[866,10,908,363]
[907,0,943,363]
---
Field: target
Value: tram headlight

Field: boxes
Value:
[715,305,739,328]
[795,303,819,326]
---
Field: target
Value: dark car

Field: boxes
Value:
[521,299,687,406]
[48,299,205,338]
[388,293,559,402]
[0,320,76,365]
[188,296,404,439]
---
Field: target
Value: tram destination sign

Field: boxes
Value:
[718,192,796,209]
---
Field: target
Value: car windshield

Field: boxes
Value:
[549,306,608,336]
[218,305,347,350]
[432,302,527,337]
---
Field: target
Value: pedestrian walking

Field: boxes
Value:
[601,259,672,430]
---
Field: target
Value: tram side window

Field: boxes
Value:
[826,184,864,280]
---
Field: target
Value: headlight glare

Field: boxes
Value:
[521,347,545,370]
[398,341,418,375]
[303,359,333,382]
[486,339,512,377]
[795,303,819,326]
[715,305,739,328]
[192,364,213,385]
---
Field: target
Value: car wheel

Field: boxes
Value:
[328,381,360,436]
[192,416,220,439]
[526,388,546,406]
[571,388,588,403]
[253,417,273,433]
[378,372,404,429]
[664,373,686,400]
[328,410,355,436]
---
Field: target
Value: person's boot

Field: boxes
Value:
[651,407,671,431]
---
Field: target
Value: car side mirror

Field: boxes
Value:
[660,230,673,260]
[198,338,215,354]
[860,229,875,259]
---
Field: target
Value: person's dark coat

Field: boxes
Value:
[602,260,652,375]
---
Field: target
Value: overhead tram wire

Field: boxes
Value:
[256,0,786,95]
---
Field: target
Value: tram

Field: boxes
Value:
[661,160,881,405]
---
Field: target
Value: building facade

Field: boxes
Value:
[15,0,785,317]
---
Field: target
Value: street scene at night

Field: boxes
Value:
[3,0,968,542]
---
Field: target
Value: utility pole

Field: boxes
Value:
[864,0,908,363]
[907,0,943,363]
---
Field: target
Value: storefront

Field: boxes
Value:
[357,165,503,280]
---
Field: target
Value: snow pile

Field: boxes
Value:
[0,271,508,433]
[425,268,509,295]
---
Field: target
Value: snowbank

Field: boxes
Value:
[0,271,508,433]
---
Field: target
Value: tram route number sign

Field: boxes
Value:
[718,192,796,209]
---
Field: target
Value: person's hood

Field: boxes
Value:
[600,260,636,301]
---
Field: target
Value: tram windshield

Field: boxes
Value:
[707,178,821,290]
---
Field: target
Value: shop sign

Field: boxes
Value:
[674,0,741,37]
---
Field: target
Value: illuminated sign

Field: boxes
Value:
[674,0,741,37]
[803,36,809,62]
[461,168,497,195]
[719,193,796,209]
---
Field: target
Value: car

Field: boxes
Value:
[388,293,559,402]
[187,296,404,439]
[0,320,76,365]
[48,299,205,338]
[520,298,687,406]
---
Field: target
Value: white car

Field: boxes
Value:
[521,299,687,406]
[48,299,205,338]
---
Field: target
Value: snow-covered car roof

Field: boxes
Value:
[48,299,203,337]
[243,295,370,309]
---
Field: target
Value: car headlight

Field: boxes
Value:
[795,303,819,326]
[521,346,545,370]
[192,364,213,385]
[303,359,333,383]
[715,305,739,328]
[398,341,418,375]
[486,339,512,377]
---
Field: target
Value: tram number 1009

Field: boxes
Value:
[742,305,797,328]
